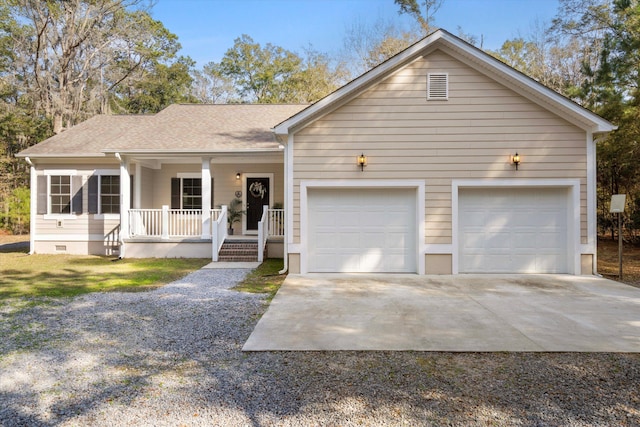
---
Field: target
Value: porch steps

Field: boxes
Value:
[218,239,259,262]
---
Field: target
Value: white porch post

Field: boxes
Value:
[118,153,131,244]
[134,162,142,209]
[201,157,212,238]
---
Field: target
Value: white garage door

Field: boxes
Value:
[308,188,416,273]
[459,187,569,273]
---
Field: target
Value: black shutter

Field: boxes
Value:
[88,175,98,214]
[130,175,134,207]
[72,176,83,214]
[171,178,180,209]
[37,175,47,215]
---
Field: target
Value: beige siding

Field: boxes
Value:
[34,163,122,255]
[292,50,588,245]
[151,163,284,209]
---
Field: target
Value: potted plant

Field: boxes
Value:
[227,198,244,235]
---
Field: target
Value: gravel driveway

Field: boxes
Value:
[1,268,639,426]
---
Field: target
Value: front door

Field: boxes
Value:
[245,177,270,231]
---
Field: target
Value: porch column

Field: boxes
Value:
[117,153,131,243]
[134,162,142,209]
[201,157,212,238]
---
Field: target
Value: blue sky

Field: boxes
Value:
[151,0,560,67]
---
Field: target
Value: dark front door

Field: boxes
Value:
[246,177,270,231]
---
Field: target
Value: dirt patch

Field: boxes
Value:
[597,237,640,287]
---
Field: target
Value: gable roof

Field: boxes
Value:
[273,29,615,136]
[18,104,307,158]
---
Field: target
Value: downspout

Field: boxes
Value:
[25,157,36,255]
[115,153,126,258]
[278,138,289,275]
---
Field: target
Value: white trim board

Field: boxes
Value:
[298,180,426,274]
[451,179,581,275]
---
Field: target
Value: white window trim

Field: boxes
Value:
[44,174,78,220]
[94,173,121,219]
[451,178,581,275]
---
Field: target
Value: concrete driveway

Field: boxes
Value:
[243,274,640,352]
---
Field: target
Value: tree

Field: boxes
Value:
[210,35,344,103]
[552,0,640,241]
[394,0,444,34]
[6,0,185,133]
[340,16,419,77]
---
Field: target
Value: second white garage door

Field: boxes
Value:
[307,188,417,273]
[458,187,570,273]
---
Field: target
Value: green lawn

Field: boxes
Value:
[232,258,287,299]
[0,250,210,299]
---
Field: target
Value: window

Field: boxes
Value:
[182,178,202,209]
[100,175,120,214]
[50,176,71,214]
[427,73,448,100]
[171,177,214,210]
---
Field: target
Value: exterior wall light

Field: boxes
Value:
[357,153,367,171]
[512,152,520,170]
[236,172,241,180]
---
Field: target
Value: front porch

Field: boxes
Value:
[112,149,285,261]
[122,207,284,261]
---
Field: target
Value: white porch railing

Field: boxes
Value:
[129,207,203,238]
[257,205,269,262]
[168,209,202,237]
[129,209,163,237]
[267,208,284,237]
[128,206,285,262]
[212,206,228,261]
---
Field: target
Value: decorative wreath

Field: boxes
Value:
[249,181,266,199]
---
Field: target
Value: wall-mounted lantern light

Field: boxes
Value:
[236,172,241,180]
[512,152,520,171]
[357,153,367,171]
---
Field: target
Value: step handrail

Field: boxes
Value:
[257,205,269,262]
[212,205,228,261]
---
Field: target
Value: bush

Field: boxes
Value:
[0,186,30,234]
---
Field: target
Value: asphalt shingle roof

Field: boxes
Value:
[18,104,308,157]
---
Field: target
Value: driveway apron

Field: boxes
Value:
[243,274,640,352]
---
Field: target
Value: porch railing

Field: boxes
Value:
[129,206,285,242]
[129,207,202,238]
[168,209,202,237]
[211,206,228,262]
[129,209,163,237]
[267,208,284,237]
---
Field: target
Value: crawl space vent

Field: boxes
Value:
[427,73,448,100]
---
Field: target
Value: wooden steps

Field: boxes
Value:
[218,239,259,262]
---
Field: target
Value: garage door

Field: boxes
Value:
[308,188,416,273]
[459,187,569,273]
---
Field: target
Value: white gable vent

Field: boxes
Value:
[427,73,448,100]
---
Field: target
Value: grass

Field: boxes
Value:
[232,258,287,300]
[0,236,209,299]
[0,233,286,301]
